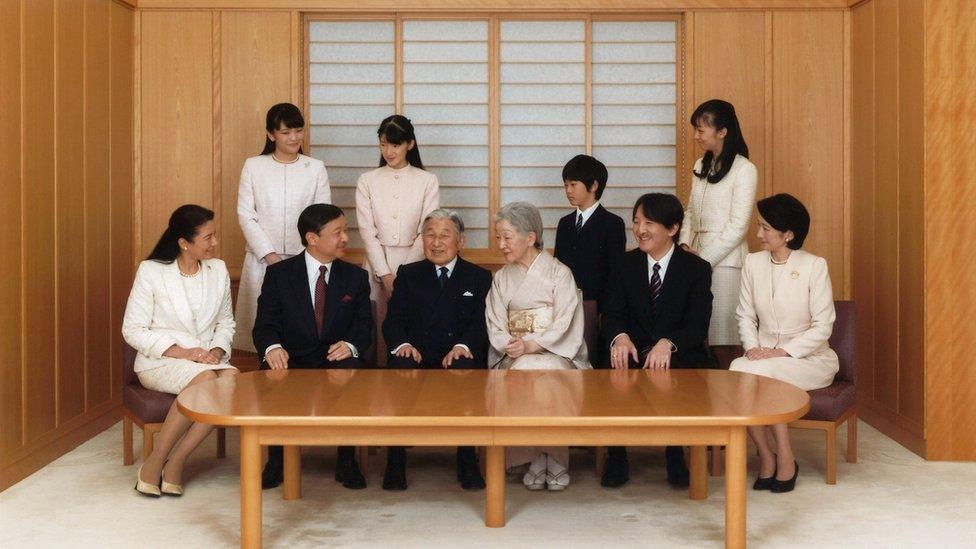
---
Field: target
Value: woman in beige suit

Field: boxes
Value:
[680,100,757,348]
[730,194,839,493]
[123,205,239,497]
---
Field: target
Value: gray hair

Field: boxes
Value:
[423,208,465,235]
[494,201,543,249]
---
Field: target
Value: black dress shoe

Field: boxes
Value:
[261,460,283,489]
[382,461,407,491]
[335,458,367,489]
[601,458,631,488]
[457,460,485,490]
[770,462,798,493]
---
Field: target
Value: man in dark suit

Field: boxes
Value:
[382,208,492,491]
[601,192,714,488]
[554,155,626,367]
[253,203,374,490]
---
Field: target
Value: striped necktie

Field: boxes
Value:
[575,213,583,233]
[438,266,449,288]
[649,262,662,313]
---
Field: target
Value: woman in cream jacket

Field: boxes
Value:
[680,100,757,347]
[730,194,838,493]
[123,205,238,498]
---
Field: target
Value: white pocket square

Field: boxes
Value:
[462,291,474,297]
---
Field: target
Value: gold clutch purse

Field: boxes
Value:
[507,306,553,335]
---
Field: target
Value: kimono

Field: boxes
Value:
[729,250,839,391]
[485,250,590,467]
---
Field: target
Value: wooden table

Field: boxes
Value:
[177,369,809,549]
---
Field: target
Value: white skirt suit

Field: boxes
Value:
[234,153,331,352]
[729,250,839,391]
[122,259,238,394]
[679,154,757,346]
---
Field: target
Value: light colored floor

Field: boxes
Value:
[2,420,974,548]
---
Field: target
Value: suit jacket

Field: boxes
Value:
[554,204,626,305]
[602,246,714,367]
[252,252,373,368]
[383,257,492,366]
[122,259,235,373]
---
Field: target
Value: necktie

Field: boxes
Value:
[438,266,449,289]
[649,262,662,313]
[575,213,583,233]
[314,265,327,335]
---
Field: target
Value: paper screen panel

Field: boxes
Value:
[402,20,490,247]
[308,20,396,248]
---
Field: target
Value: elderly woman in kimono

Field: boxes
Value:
[486,201,590,491]
[730,193,839,494]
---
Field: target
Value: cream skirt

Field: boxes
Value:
[137,361,237,395]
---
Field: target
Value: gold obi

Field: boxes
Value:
[507,306,553,335]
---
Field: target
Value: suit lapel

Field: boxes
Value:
[321,260,344,338]
[289,253,318,337]
[193,261,217,332]
[657,248,684,314]
[427,259,455,326]
[162,262,198,335]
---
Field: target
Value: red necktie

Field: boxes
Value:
[314,265,327,335]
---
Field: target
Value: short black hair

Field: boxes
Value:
[757,193,809,250]
[298,203,345,247]
[632,193,684,244]
[562,154,609,199]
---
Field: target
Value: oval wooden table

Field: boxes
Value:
[178,368,809,549]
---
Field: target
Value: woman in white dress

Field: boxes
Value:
[233,103,331,352]
[123,205,238,497]
[730,194,839,493]
[679,99,757,350]
[356,115,440,362]
[486,202,590,491]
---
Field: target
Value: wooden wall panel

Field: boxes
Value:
[895,0,924,426]
[56,0,88,424]
[140,11,214,253]
[870,0,898,411]
[22,0,59,443]
[220,11,293,276]
[0,0,24,457]
[850,0,875,403]
[924,0,976,461]
[85,0,114,409]
[110,1,135,402]
[691,11,766,252]
[770,11,846,296]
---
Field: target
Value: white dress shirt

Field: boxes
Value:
[576,200,602,228]
[264,252,358,358]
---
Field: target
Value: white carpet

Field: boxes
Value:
[2,420,974,548]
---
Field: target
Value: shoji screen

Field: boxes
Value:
[591,20,677,248]
[402,20,490,247]
[308,20,396,247]
[499,20,586,243]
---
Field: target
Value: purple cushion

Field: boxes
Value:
[123,383,176,424]
[802,380,856,422]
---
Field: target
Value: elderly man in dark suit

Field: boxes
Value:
[382,208,492,491]
[253,203,374,490]
[601,193,714,489]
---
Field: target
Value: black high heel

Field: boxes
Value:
[770,461,798,493]
[753,465,777,490]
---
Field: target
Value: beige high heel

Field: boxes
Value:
[160,461,183,496]
[134,464,161,497]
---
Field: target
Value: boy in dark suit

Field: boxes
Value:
[554,154,626,366]
[601,192,714,488]
[253,204,374,490]
[382,209,492,490]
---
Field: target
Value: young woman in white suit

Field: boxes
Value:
[679,100,757,349]
[123,205,239,497]
[233,103,331,352]
[356,116,440,363]
[730,194,839,493]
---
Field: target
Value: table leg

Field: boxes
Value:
[240,427,262,549]
[725,427,747,549]
[283,445,302,500]
[689,446,707,500]
[485,446,505,527]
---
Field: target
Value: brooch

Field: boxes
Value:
[790,270,799,279]
[304,161,310,168]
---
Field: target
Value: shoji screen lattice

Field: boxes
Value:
[307,17,679,253]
